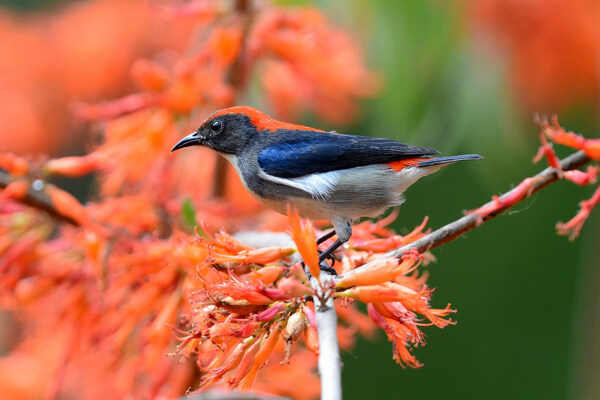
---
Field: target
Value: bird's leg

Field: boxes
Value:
[318,239,344,264]
[317,219,352,266]
[316,230,341,269]
[316,229,336,245]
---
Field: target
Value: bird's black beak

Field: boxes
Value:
[171,132,202,152]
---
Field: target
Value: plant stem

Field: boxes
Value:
[0,170,79,225]
[338,150,591,282]
[312,273,342,400]
[212,0,254,197]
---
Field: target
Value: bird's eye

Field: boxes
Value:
[210,120,223,133]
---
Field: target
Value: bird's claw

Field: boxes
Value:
[318,263,338,276]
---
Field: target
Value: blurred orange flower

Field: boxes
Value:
[468,0,600,112]
[0,1,404,398]
[0,0,197,155]
[250,7,380,122]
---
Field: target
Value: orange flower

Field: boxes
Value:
[196,339,251,392]
[251,7,379,123]
[0,180,29,201]
[540,115,600,160]
[0,0,457,396]
[0,153,29,176]
[468,0,600,112]
[155,0,218,22]
[563,167,598,186]
[303,325,319,356]
[209,322,261,344]
[211,282,274,306]
[239,324,283,389]
[93,108,177,196]
[75,93,160,120]
[287,206,320,281]
[335,250,421,288]
[276,277,314,298]
[351,217,429,252]
[252,350,321,400]
[227,338,262,388]
[209,246,296,264]
[335,283,427,303]
[130,59,170,92]
[44,155,100,177]
[557,184,600,240]
[335,303,376,338]
[289,262,309,283]
[367,304,423,368]
[243,266,285,285]
[254,302,288,322]
[44,184,108,236]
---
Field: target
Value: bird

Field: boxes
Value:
[172,106,481,268]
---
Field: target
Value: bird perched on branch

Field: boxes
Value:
[172,106,481,268]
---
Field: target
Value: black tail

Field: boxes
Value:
[418,154,482,167]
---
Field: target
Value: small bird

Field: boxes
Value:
[172,106,481,266]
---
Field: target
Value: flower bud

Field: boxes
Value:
[283,310,307,343]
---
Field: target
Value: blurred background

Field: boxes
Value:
[1,0,599,399]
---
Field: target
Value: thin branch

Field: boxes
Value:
[212,0,254,197]
[338,150,591,281]
[0,170,79,226]
[311,272,342,400]
[187,389,291,400]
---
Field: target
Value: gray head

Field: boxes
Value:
[171,108,260,155]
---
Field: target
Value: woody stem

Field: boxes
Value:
[311,272,342,400]
[212,0,254,197]
[0,170,79,225]
[337,149,591,282]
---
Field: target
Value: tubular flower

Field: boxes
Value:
[43,155,100,177]
[250,7,379,123]
[350,217,430,252]
[180,202,453,383]
[171,212,325,394]
[335,249,421,288]
[287,206,320,280]
[532,115,600,239]
[331,237,454,367]
[367,304,423,368]
[0,180,29,201]
[0,0,462,397]
[208,246,296,264]
[0,153,29,176]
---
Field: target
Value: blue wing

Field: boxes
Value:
[257,131,439,178]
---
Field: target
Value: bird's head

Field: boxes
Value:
[172,106,323,155]
[171,107,264,155]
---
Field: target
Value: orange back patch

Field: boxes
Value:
[206,106,324,133]
[387,158,431,171]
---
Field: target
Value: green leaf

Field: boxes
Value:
[181,197,197,230]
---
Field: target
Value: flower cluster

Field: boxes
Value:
[468,0,600,112]
[0,0,199,155]
[469,115,600,240]
[535,116,600,239]
[171,209,455,396]
[0,1,384,398]
[75,1,377,124]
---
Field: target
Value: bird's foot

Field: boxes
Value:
[319,262,338,276]
[303,261,338,278]
[302,250,339,277]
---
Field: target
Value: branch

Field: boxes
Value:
[338,150,591,281]
[0,170,79,226]
[311,272,342,400]
[212,0,254,197]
